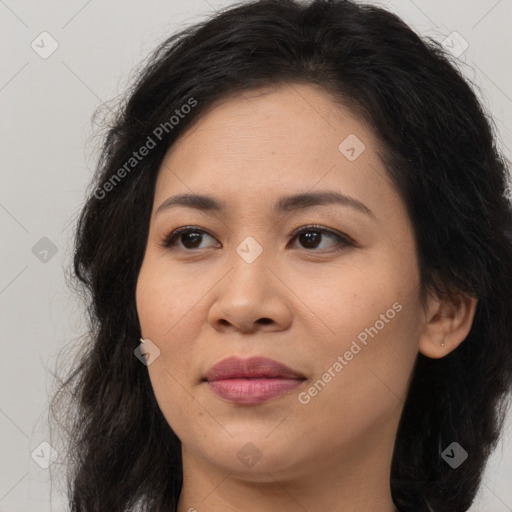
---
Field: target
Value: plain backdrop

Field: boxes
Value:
[1,0,511,510]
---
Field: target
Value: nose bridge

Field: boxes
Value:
[223,232,272,295]
[234,233,267,266]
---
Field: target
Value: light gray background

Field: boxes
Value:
[1,0,511,510]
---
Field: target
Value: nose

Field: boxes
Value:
[207,246,292,334]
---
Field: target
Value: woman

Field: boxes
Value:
[50,0,512,511]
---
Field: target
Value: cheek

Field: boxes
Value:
[136,263,207,436]
[136,258,202,340]
[296,304,419,447]
[135,258,210,387]
[135,272,168,339]
[292,251,421,410]
[289,252,415,342]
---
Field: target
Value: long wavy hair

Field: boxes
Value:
[49,1,512,510]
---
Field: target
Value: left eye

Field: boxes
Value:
[160,225,354,252]
[290,225,354,251]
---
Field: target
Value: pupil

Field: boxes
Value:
[300,231,320,248]
[183,232,202,248]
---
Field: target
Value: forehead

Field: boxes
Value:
[153,83,389,212]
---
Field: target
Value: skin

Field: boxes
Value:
[135,82,477,512]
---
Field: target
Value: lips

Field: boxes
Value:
[204,356,305,381]
[204,356,306,404]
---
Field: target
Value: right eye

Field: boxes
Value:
[159,226,220,251]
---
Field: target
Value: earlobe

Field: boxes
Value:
[418,291,478,359]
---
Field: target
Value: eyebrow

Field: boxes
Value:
[155,190,374,218]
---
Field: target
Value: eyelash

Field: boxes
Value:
[159,224,356,253]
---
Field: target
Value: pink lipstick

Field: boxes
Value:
[204,356,306,405]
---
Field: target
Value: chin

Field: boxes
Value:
[196,437,304,481]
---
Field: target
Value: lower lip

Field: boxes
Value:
[207,378,305,404]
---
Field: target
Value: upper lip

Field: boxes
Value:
[204,356,305,381]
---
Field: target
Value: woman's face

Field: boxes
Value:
[136,83,429,483]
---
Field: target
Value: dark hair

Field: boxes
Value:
[49,1,512,511]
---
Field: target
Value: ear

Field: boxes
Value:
[418,289,478,359]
